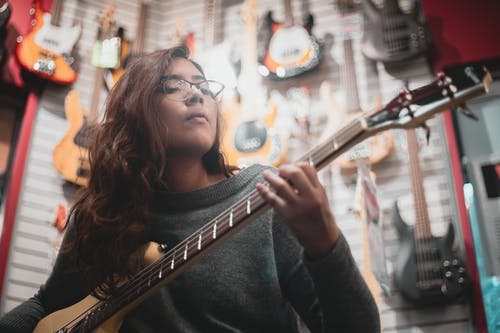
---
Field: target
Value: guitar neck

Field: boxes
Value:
[342,37,361,113]
[406,128,432,239]
[50,0,64,26]
[133,3,149,54]
[283,0,294,26]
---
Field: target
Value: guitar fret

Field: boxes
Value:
[170,255,175,270]
[213,221,218,239]
[229,209,234,227]
[183,243,188,260]
[158,264,162,279]
[308,155,314,167]
[198,233,202,250]
[246,199,251,214]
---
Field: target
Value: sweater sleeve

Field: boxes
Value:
[0,223,89,333]
[273,214,380,333]
[303,234,381,333]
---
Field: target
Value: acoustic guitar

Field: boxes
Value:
[361,0,432,63]
[33,64,490,333]
[391,128,469,305]
[221,0,288,167]
[52,5,116,187]
[259,0,321,79]
[15,0,81,85]
[104,1,151,90]
[320,0,394,170]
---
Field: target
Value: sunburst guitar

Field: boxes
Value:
[15,0,80,85]
[221,0,288,167]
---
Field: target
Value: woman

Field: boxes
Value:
[0,46,379,332]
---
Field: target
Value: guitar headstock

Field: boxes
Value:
[365,64,492,134]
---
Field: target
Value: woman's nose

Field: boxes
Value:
[185,93,204,105]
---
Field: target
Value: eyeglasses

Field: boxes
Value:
[158,77,224,101]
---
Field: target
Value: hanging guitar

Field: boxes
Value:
[104,1,152,90]
[258,0,321,79]
[391,128,469,305]
[15,0,81,85]
[320,0,394,170]
[52,5,116,187]
[360,0,432,63]
[221,0,288,167]
[33,64,490,332]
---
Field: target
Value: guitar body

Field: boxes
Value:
[260,11,321,79]
[221,97,287,167]
[52,90,91,187]
[361,0,431,63]
[33,294,123,333]
[391,201,469,305]
[15,0,80,85]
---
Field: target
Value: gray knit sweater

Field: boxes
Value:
[0,164,380,332]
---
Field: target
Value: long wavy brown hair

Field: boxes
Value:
[66,46,233,297]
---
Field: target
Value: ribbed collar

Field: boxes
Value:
[153,164,267,211]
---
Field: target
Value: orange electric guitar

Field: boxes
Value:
[52,5,116,187]
[320,0,394,170]
[15,0,81,85]
[221,0,288,167]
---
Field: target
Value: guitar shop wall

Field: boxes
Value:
[0,0,479,331]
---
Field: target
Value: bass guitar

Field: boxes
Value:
[361,0,432,63]
[34,65,490,332]
[52,5,116,187]
[15,0,81,85]
[259,0,321,79]
[320,0,394,170]
[392,127,469,305]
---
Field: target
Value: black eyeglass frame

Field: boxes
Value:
[158,77,225,101]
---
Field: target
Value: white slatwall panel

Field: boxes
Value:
[0,0,474,331]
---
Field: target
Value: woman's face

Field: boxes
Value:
[158,58,219,158]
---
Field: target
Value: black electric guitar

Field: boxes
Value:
[392,128,469,305]
[259,0,321,79]
[361,0,432,63]
[33,65,490,332]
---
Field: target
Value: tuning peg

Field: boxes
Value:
[458,103,479,121]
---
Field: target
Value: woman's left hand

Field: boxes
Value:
[256,163,341,258]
